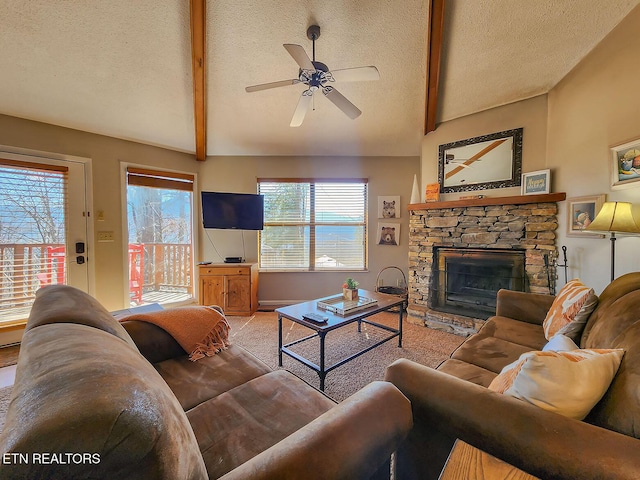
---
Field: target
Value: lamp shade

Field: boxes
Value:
[585,201,640,234]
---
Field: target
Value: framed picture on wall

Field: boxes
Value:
[566,195,606,237]
[377,222,400,246]
[377,196,400,219]
[521,169,550,195]
[611,137,640,189]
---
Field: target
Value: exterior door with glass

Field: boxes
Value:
[0,151,90,324]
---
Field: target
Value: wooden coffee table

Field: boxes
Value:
[276,289,405,391]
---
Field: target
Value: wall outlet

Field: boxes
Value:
[97,231,115,242]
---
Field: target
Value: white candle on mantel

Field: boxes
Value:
[410,174,421,204]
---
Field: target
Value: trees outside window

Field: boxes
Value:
[126,168,194,305]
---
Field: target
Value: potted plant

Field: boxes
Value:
[343,278,359,301]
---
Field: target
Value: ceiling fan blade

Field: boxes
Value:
[322,87,361,120]
[330,66,380,82]
[284,44,316,72]
[290,92,313,127]
[245,79,300,93]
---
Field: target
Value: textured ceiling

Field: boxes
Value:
[0,0,637,158]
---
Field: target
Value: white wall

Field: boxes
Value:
[547,5,640,293]
[199,155,419,303]
[421,94,549,202]
[418,5,640,295]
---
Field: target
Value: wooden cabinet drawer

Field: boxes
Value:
[200,266,249,276]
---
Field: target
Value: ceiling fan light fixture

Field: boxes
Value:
[245,23,378,126]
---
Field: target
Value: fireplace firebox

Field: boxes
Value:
[431,248,526,319]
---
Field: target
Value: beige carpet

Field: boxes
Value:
[226,311,464,401]
[0,385,11,432]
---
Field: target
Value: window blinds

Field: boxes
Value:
[0,159,68,313]
[258,179,367,271]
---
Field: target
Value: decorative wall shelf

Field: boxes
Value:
[408,192,566,211]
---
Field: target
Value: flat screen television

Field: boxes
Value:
[201,191,264,230]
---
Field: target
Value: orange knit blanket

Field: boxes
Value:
[123,306,231,361]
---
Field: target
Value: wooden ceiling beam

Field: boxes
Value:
[190,0,207,161]
[425,0,445,135]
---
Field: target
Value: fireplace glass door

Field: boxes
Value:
[432,248,526,319]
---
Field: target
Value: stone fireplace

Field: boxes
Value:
[408,193,564,336]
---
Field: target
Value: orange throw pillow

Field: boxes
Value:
[543,279,598,341]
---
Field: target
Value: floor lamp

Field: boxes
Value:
[585,201,640,282]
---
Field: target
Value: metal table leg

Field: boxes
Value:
[278,314,283,367]
[319,331,326,391]
[398,303,404,347]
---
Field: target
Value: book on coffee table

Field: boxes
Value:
[317,295,378,316]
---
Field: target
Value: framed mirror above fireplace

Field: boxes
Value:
[438,128,523,193]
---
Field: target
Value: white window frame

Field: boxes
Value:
[258,178,368,272]
[120,163,198,307]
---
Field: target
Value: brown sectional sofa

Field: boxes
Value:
[386,271,640,480]
[0,285,412,479]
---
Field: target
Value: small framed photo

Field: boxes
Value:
[611,138,640,190]
[377,222,400,246]
[567,195,606,237]
[377,196,400,219]
[521,169,550,195]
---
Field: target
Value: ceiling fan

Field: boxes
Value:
[245,25,380,127]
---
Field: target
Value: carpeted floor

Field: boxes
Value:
[0,385,11,432]
[226,311,464,401]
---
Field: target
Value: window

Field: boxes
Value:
[258,179,368,271]
[126,167,195,305]
[0,159,67,322]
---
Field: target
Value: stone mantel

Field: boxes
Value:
[408,192,566,211]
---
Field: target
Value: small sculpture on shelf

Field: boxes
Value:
[343,278,359,301]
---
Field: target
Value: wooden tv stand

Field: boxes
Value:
[198,263,258,316]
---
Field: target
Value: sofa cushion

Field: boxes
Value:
[543,279,598,341]
[155,344,272,410]
[0,323,207,479]
[583,291,640,349]
[479,316,548,350]
[436,359,497,387]
[187,370,335,479]
[451,333,534,374]
[489,348,624,420]
[584,320,640,438]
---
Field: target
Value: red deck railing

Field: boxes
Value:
[0,243,193,310]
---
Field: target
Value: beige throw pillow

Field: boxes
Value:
[543,279,598,341]
[488,349,624,420]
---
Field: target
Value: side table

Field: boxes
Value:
[439,440,539,480]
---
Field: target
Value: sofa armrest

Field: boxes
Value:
[385,359,640,480]
[220,381,413,480]
[495,289,555,325]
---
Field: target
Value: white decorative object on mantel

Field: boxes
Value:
[410,174,421,204]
